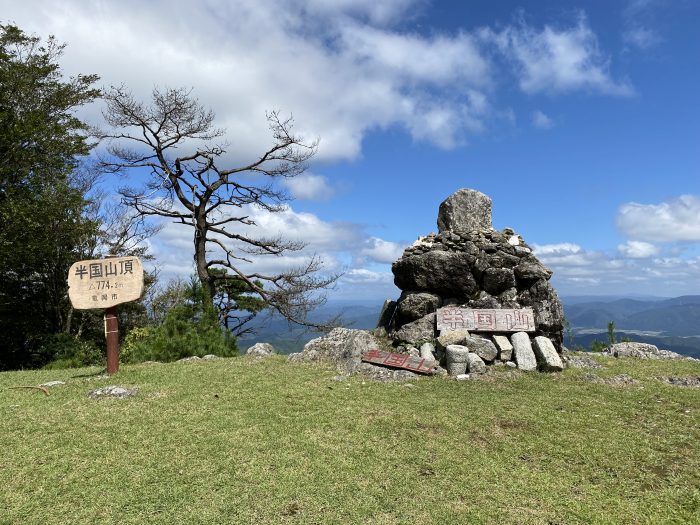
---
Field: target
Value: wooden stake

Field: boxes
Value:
[105,306,119,374]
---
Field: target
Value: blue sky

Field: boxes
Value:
[4,0,700,300]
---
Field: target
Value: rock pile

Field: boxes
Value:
[288,328,419,381]
[378,188,565,375]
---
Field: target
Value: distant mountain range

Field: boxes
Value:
[564,295,700,336]
[237,295,700,359]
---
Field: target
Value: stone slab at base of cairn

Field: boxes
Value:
[378,188,566,375]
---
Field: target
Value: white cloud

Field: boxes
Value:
[342,268,394,284]
[622,0,663,51]
[531,240,700,296]
[482,15,633,96]
[622,27,661,50]
[3,1,635,166]
[283,173,335,201]
[617,240,660,258]
[146,202,407,298]
[617,195,700,242]
[532,243,583,256]
[299,0,424,26]
[532,110,554,129]
[360,237,405,263]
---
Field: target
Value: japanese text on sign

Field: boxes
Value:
[68,256,144,310]
[361,349,436,375]
[436,307,535,332]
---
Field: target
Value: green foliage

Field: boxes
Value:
[563,316,575,348]
[0,24,100,370]
[123,278,237,363]
[30,333,103,369]
[590,339,608,353]
[607,320,617,346]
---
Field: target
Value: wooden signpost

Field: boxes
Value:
[67,256,144,374]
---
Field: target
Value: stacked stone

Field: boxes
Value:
[380,188,566,375]
[439,331,563,375]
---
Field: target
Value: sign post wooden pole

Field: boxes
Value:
[105,306,119,375]
[68,256,144,376]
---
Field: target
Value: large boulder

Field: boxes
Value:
[391,313,436,345]
[393,250,477,299]
[396,291,441,323]
[608,342,694,360]
[437,188,492,232]
[288,328,380,374]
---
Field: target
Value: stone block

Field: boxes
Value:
[464,337,498,362]
[492,335,513,361]
[419,342,436,361]
[532,336,563,372]
[466,353,486,374]
[436,328,471,349]
[511,332,537,371]
[445,345,469,375]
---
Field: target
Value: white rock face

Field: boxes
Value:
[508,235,520,246]
[532,336,563,372]
[510,332,537,371]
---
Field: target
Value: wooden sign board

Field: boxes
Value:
[437,307,535,333]
[68,256,144,310]
[361,349,437,375]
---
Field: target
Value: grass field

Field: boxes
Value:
[1,354,699,524]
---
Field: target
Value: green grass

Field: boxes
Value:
[1,355,699,524]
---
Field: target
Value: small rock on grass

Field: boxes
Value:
[88,386,138,399]
[246,342,276,357]
[177,356,201,363]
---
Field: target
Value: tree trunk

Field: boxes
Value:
[193,207,215,304]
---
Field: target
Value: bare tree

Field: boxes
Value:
[97,86,339,332]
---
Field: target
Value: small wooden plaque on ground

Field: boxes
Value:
[437,307,535,332]
[68,256,144,310]
[361,349,437,375]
